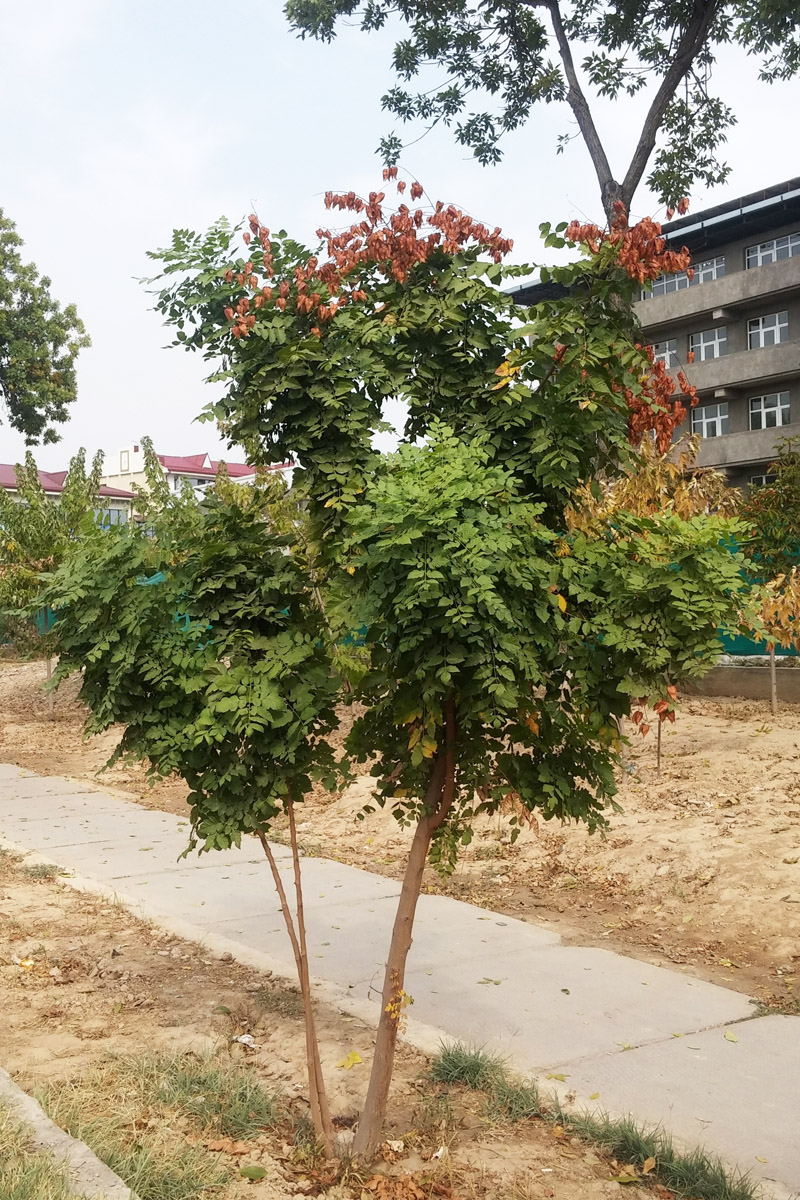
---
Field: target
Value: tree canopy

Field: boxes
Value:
[49,181,750,1156]
[286,0,800,220]
[0,209,90,445]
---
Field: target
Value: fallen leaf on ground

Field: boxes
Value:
[337,1051,362,1070]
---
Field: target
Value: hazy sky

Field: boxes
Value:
[2,0,798,471]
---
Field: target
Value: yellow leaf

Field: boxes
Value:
[337,1051,362,1070]
[756,1156,768,1163]
[557,594,567,612]
[642,1156,656,1175]
[525,715,540,735]
[324,497,337,508]
[589,1092,600,1100]
[546,1073,568,1082]
[724,1030,738,1043]
[345,565,356,575]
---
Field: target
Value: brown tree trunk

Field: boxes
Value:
[770,645,778,717]
[287,801,334,1150]
[352,697,457,1160]
[257,825,333,1155]
[656,718,662,776]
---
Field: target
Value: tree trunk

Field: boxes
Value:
[352,698,456,1160]
[258,825,333,1155]
[656,718,662,776]
[770,645,778,717]
[42,608,55,721]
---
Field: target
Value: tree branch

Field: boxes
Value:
[621,0,722,207]
[543,0,620,220]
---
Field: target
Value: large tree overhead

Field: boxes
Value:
[286,0,800,221]
[0,209,90,444]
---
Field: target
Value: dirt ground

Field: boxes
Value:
[1,660,799,1009]
[0,847,651,1199]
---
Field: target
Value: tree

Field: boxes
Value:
[0,448,103,710]
[568,431,742,770]
[51,183,748,1159]
[286,0,800,222]
[739,438,800,713]
[0,210,90,445]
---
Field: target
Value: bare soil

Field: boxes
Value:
[0,848,649,1199]
[2,661,799,1009]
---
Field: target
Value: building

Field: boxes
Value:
[0,464,135,526]
[99,446,293,496]
[512,176,800,489]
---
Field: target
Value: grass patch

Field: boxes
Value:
[21,862,61,880]
[430,1043,760,1200]
[0,1104,75,1200]
[37,1051,283,1200]
[429,1042,505,1091]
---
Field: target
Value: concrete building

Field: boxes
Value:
[100,446,293,497]
[635,176,800,489]
[512,177,800,489]
[0,464,134,526]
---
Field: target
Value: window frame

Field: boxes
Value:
[749,391,791,430]
[649,338,678,367]
[642,256,725,299]
[747,311,788,350]
[691,401,730,439]
[688,326,727,361]
[746,232,800,268]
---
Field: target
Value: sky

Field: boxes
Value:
[1,0,798,472]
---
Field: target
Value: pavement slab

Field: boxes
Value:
[1,768,797,1197]
[551,1014,800,1196]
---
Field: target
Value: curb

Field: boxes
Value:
[0,1066,136,1199]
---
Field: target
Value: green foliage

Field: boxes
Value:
[46,492,339,851]
[70,202,745,865]
[0,447,104,650]
[429,1043,505,1091]
[286,1,798,210]
[0,209,90,444]
[739,437,800,580]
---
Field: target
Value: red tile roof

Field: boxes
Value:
[0,464,134,500]
[156,455,291,478]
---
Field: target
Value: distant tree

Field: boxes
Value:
[0,448,103,709]
[287,0,800,221]
[740,438,800,713]
[0,209,90,444]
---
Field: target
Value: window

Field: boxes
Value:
[746,232,800,268]
[749,391,790,430]
[120,450,130,474]
[748,311,788,349]
[94,507,129,528]
[749,474,769,489]
[689,327,727,360]
[691,402,729,438]
[644,256,725,298]
[649,339,677,367]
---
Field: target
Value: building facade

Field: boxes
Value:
[0,464,134,525]
[100,446,293,496]
[635,177,800,489]
[511,177,800,490]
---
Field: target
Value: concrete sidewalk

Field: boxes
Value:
[1,763,797,1198]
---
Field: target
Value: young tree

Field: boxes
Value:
[51,183,748,1159]
[0,210,90,444]
[568,431,741,770]
[739,438,800,713]
[0,448,103,709]
[286,1,799,221]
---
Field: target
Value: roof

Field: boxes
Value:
[660,176,800,255]
[0,464,134,500]
[156,454,291,478]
